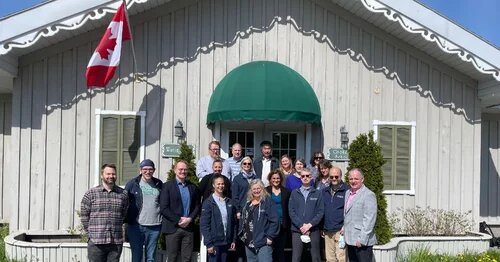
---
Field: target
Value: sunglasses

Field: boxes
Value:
[301,174,311,178]
[242,162,252,166]
[330,176,340,179]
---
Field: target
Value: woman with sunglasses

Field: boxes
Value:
[239,179,279,262]
[315,159,332,190]
[265,170,291,262]
[288,168,324,262]
[285,158,308,191]
[231,156,256,218]
[309,152,325,180]
[201,174,237,262]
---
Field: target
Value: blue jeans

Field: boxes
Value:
[207,244,230,262]
[127,224,161,262]
[245,245,273,262]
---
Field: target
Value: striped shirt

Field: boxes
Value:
[80,185,128,244]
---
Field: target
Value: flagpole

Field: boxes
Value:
[122,0,140,82]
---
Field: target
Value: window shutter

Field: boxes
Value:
[101,116,119,166]
[395,127,411,190]
[379,126,394,190]
[120,116,140,184]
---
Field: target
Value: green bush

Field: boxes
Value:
[398,247,500,262]
[389,206,473,236]
[167,141,199,185]
[347,131,392,244]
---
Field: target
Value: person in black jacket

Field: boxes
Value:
[253,141,279,187]
[160,160,200,262]
[239,179,279,262]
[288,168,324,262]
[125,159,163,262]
[265,169,291,262]
[201,174,237,262]
[199,159,231,203]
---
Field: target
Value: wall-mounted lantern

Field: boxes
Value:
[174,119,184,143]
[340,126,349,150]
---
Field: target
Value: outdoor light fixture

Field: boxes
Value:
[174,119,184,142]
[340,126,349,150]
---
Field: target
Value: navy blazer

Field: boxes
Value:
[160,179,200,234]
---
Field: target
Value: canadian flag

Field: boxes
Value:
[86,3,131,88]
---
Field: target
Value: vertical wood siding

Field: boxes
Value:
[8,0,482,230]
[0,94,11,222]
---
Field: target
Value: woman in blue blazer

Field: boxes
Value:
[200,174,237,262]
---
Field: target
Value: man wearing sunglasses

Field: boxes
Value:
[322,166,348,262]
[288,168,324,262]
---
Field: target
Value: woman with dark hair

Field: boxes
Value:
[279,155,294,179]
[239,179,279,262]
[309,151,325,180]
[201,175,237,262]
[285,158,307,191]
[265,170,290,262]
[315,159,332,190]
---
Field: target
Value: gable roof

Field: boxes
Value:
[0,0,499,104]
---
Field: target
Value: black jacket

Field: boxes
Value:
[124,175,163,225]
[253,156,279,180]
[265,186,291,229]
[160,179,200,234]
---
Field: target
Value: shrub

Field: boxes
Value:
[347,131,392,244]
[167,141,198,185]
[390,206,473,236]
[398,247,500,262]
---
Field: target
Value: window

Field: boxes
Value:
[95,110,145,186]
[272,132,298,161]
[228,131,254,158]
[374,121,415,194]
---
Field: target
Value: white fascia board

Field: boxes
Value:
[361,0,500,81]
[380,0,500,68]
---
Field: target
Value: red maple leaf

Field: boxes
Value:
[96,28,117,60]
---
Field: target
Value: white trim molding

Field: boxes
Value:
[94,109,146,186]
[373,120,416,195]
[360,0,500,81]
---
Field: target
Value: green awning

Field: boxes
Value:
[207,61,321,124]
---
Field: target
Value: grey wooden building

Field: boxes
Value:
[0,0,499,232]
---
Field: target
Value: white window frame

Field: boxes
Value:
[94,109,146,187]
[373,120,416,195]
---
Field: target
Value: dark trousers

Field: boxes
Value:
[87,241,123,262]
[346,245,373,262]
[165,228,193,262]
[272,228,288,262]
[291,231,321,262]
[207,244,230,262]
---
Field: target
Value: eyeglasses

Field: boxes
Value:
[242,162,252,166]
[314,157,324,160]
[301,174,311,178]
[330,176,340,179]
[142,167,155,171]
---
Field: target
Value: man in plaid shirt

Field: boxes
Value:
[81,163,129,262]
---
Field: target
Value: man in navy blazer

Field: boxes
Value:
[253,140,279,187]
[343,168,377,262]
[160,160,200,262]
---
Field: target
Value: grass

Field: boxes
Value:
[399,247,500,262]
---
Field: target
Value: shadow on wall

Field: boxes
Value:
[479,120,500,218]
[21,0,478,135]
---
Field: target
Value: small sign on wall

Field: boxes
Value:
[326,147,349,161]
[161,143,195,158]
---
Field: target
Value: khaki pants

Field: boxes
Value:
[324,231,346,262]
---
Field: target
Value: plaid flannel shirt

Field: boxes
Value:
[80,185,128,244]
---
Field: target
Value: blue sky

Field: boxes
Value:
[1,0,499,48]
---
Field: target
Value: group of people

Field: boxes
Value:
[80,140,378,262]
